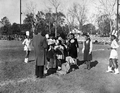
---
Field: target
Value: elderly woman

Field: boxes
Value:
[82,33,92,70]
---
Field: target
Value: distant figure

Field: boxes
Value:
[22,31,32,63]
[32,31,48,78]
[82,33,92,70]
[106,35,119,74]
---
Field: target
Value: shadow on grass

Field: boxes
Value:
[45,68,57,76]
[45,60,99,76]
[77,59,99,69]
[28,60,35,63]
[77,59,85,66]
[90,60,98,69]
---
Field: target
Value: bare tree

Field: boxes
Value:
[48,0,61,37]
[24,1,37,16]
[23,1,37,34]
[66,9,76,31]
[97,0,116,15]
[67,1,88,30]
[95,0,117,34]
[49,0,61,13]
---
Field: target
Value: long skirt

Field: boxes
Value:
[84,50,92,61]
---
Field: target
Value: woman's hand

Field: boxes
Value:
[89,51,91,54]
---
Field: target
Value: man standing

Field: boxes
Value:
[32,31,48,78]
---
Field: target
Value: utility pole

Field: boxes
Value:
[116,0,120,41]
[20,0,22,31]
[55,8,58,37]
[117,0,119,31]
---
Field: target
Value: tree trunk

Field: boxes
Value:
[49,21,51,34]
[55,23,57,37]
[110,20,112,35]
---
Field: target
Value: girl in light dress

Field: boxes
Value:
[106,35,119,74]
[22,31,32,63]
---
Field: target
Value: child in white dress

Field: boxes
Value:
[22,31,31,63]
[106,35,119,74]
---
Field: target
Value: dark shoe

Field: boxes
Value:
[36,75,45,79]
[36,76,39,78]
[40,75,46,78]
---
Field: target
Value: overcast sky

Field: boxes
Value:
[0,0,115,24]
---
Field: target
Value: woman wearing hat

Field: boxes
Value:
[22,31,32,63]
[68,33,79,64]
[82,33,92,70]
[106,35,119,74]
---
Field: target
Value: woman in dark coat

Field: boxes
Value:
[82,34,92,70]
[32,31,48,78]
[68,33,79,59]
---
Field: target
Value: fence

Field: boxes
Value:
[0,35,25,41]
[77,35,111,44]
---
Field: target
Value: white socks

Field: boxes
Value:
[58,66,61,70]
[24,58,28,63]
[106,66,119,74]
[114,68,119,74]
[44,70,47,74]
[106,66,112,72]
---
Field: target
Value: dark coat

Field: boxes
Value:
[32,33,48,66]
[68,38,79,58]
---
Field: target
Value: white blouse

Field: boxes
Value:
[111,40,119,49]
[22,38,31,48]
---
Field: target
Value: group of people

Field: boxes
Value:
[22,30,119,78]
[45,33,79,75]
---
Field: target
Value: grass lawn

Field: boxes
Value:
[0,40,35,82]
[0,40,120,93]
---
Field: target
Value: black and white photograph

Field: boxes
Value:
[0,0,120,93]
